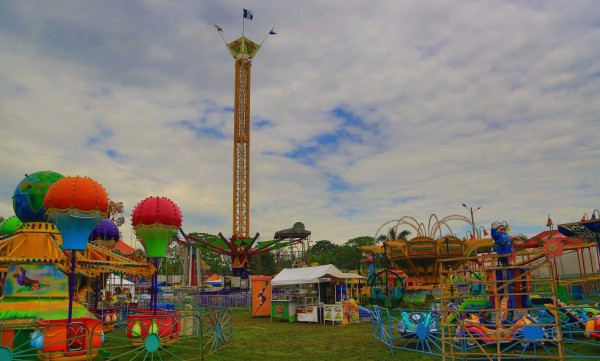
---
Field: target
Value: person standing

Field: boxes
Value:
[490,221,512,266]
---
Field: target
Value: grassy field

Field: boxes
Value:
[207,309,438,361]
[207,308,600,361]
[95,306,600,360]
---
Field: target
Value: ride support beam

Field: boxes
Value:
[233,58,251,240]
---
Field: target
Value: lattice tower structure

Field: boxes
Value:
[233,57,252,239]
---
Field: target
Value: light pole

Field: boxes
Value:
[462,203,481,238]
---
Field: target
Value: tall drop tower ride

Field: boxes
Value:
[201,17,278,281]
[224,33,262,240]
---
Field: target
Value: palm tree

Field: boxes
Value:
[379,228,411,270]
[386,227,411,241]
[387,227,397,241]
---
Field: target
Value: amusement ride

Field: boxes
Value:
[1,8,600,361]
[361,210,600,360]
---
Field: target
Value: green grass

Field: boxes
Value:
[207,309,438,361]
[208,309,600,360]
[97,308,600,360]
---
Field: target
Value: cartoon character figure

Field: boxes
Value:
[345,306,353,323]
[13,267,49,293]
[491,221,512,266]
[256,281,268,310]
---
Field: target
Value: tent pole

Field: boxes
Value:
[270,281,273,321]
[318,281,322,324]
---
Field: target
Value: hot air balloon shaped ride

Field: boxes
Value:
[43,176,108,356]
[128,196,183,346]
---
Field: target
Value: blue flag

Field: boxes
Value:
[269,27,277,35]
[243,9,253,20]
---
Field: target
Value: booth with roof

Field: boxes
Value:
[270,264,365,324]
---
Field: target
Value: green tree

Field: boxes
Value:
[203,251,231,276]
[307,240,338,268]
[250,252,277,276]
[309,240,337,255]
[346,236,375,247]
[386,227,411,241]
[397,229,411,241]
[308,252,335,267]
[376,228,412,243]
[370,229,412,269]
[344,236,374,271]
[277,254,294,270]
[188,232,232,276]
[164,242,185,276]
[332,244,359,272]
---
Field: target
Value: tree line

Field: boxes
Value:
[160,228,412,277]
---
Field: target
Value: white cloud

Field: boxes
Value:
[1,0,599,247]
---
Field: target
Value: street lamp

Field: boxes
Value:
[462,203,481,237]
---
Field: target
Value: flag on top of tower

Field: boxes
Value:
[269,27,277,35]
[243,9,253,20]
[214,24,223,33]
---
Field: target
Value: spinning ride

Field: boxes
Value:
[368,211,600,360]
[0,171,155,361]
[182,222,310,283]
[360,214,493,285]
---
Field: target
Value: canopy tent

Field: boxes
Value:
[113,240,136,255]
[515,230,578,249]
[271,265,366,316]
[107,274,135,289]
[529,230,570,242]
[271,264,364,286]
[136,281,171,290]
[205,274,223,286]
[336,272,367,280]
[106,273,136,301]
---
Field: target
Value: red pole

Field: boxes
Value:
[191,251,197,286]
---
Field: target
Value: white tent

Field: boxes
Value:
[106,274,136,301]
[271,264,364,286]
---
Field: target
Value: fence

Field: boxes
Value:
[136,290,252,312]
[0,307,233,360]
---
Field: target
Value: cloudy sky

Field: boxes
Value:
[1,1,599,248]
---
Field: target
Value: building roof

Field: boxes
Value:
[273,222,311,240]
[206,274,222,282]
[114,240,135,255]
[271,264,364,286]
[528,230,569,242]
